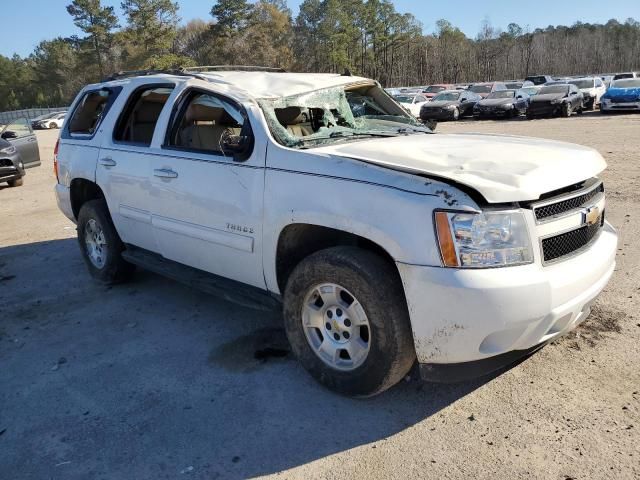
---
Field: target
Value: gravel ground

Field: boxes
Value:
[1,113,639,480]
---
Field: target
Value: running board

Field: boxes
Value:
[122,246,281,312]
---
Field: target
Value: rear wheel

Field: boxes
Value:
[77,199,134,284]
[48,122,57,129]
[7,177,23,187]
[283,247,415,397]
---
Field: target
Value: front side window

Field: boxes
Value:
[114,85,174,146]
[167,92,249,156]
[68,89,115,136]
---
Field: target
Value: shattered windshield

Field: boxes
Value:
[259,84,429,149]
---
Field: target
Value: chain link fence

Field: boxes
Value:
[0,107,69,126]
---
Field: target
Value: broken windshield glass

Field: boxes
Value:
[258,84,430,149]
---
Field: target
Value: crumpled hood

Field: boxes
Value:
[605,87,640,99]
[312,133,606,203]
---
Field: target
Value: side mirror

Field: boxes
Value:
[1,130,17,139]
[221,134,252,160]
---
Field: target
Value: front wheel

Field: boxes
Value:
[283,247,416,397]
[7,177,24,187]
[77,199,134,284]
[561,102,572,117]
[452,107,460,120]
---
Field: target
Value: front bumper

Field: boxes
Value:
[474,107,512,118]
[420,108,458,121]
[397,221,617,370]
[602,101,640,111]
[528,102,562,116]
[0,158,25,182]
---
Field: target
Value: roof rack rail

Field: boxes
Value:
[102,69,209,82]
[180,65,287,73]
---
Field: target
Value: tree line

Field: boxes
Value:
[1,0,639,111]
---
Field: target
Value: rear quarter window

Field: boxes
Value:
[65,87,121,138]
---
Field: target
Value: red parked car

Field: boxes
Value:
[421,84,454,99]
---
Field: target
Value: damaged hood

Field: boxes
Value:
[312,133,606,203]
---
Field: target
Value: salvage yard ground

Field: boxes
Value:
[1,112,639,480]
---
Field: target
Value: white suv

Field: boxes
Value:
[54,67,617,396]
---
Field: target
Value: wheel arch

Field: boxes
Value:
[274,223,402,295]
[70,178,105,220]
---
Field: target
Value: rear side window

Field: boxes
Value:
[68,88,116,136]
[114,85,174,146]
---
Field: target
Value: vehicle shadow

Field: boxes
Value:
[1,238,509,479]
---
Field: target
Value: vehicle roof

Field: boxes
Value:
[95,71,373,102]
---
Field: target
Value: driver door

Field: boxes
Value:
[150,89,266,289]
[1,118,40,168]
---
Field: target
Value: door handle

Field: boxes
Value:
[153,168,178,179]
[99,157,117,167]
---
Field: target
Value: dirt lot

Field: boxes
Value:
[1,113,639,480]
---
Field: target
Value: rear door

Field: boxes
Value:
[96,82,176,253]
[1,118,40,168]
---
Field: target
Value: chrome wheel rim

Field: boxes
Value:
[301,283,371,371]
[84,218,107,269]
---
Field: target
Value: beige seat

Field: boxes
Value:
[130,100,165,144]
[275,107,313,137]
[180,104,241,151]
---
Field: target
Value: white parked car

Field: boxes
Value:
[32,112,67,129]
[54,67,617,396]
[393,93,430,117]
[568,77,607,110]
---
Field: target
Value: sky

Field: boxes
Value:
[2,0,639,58]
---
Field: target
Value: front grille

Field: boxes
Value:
[534,182,604,221]
[0,159,14,167]
[542,215,603,263]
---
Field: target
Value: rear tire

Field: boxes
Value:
[283,247,416,397]
[77,199,134,285]
[7,177,23,187]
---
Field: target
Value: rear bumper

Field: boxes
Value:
[397,221,617,367]
[55,183,75,222]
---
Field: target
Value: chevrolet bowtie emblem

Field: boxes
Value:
[583,206,600,226]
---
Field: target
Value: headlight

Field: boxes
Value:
[446,104,457,109]
[0,145,16,155]
[550,99,562,105]
[435,210,533,268]
[601,98,611,104]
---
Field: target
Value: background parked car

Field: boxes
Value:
[421,84,453,99]
[600,78,640,113]
[527,83,584,118]
[504,80,534,89]
[468,81,507,98]
[613,72,639,81]
[419,90,482,121]
[473,89,530,118]
[393,93,429,117]
[524,74,555,85]
[568,77,607,110]
[0,118,40,186]
[31,111,66,129]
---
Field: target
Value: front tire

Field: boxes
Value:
[7,177,24,187]
[452,107,460,121]
[77,199,134,284]
[561,102,572,117]
[283,247,415,397]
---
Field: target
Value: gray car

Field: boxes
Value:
[0,118,41,187]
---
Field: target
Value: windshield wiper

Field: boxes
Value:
[295,130,398,146]
[396,127,431,134]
